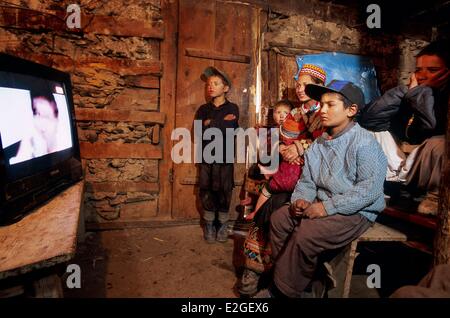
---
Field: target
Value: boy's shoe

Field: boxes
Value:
[216,223,229,242]
[417,192,439,216]
[238,269,260,296]
[204,222,216,243]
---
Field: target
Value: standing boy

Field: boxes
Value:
[261,80,387,298]
[195,66,239,243]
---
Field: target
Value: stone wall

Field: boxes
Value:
[78,122,155,144]
[262,5,430,113]
[0,0,163,226]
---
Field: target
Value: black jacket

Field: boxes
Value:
[359,85,448,144]
[194,100,240,163]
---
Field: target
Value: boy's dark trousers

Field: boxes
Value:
[199,162,234,223]
[270,205,371,297]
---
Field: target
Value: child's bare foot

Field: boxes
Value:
[240,197,252,206]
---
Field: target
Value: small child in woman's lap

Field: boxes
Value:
[245,112,308,221]
[240,100,292,207]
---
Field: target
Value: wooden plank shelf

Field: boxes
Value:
[0,181,84,280]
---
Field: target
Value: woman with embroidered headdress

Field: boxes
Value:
[238,64,327,297]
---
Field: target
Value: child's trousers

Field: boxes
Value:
[199,163,234,223]
[270,205,371,297]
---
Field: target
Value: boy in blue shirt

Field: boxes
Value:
[260,80,387,298]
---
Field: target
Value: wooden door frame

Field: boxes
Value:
[159,0,179,219]
[161,0,262,219]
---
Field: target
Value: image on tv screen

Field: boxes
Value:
[0,72,73,165]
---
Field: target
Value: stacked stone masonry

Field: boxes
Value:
[0,0,162,222]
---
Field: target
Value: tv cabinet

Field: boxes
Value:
[0,181,84,297]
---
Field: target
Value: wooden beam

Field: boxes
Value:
[75,109,166,125]
[83,16,164,39]
[0,285,25,298]
[434,95,450,265]
[159,0,178,219]
[86,218,200,231]
[80,142,162,159]
[185,48,251,64]
[151,124,160,144]
[0,7,164,39]
[108,88,159,112]
[123,75,160,89]
[383,207,437,230]
[268,49,278,105]
[0,7,69,33]
[264,38,361,56]
[3,51,163,76]
[180,177,243,186]
[86,181,159,193]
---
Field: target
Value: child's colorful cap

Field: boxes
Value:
[280,115,306,139]
[201,66,232,87]
[305,80,365,109]
[297,64,327,83]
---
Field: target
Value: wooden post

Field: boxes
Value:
[434,95,450,265]
[33,274,63,298]
[158,0,179,219]
[268,49,278,107]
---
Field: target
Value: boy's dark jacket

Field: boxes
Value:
[195,100,239,163]
[359,85,448,145]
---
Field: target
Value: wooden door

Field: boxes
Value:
[172,0,259,219]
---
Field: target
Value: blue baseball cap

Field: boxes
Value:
[305,80,365,110]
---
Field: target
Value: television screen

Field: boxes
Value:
[0,53,82,223]
[0,74,73,166]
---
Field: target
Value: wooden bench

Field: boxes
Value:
[324,222,407,298]
[0,181,85,297]
[383,206,437,230]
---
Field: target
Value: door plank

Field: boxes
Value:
[159,0,179,218]
[185,48,250,63]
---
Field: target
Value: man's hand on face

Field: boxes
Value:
[289,199,311,218]
[408,73,419,90]
[422,68,450,90]
[303,202,328,219]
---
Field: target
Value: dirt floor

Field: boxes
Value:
[63,223,432,298]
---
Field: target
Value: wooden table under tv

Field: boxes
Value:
[0,181,85,298]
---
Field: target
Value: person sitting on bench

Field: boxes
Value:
[255,80,387,298]
[359,40,449,215]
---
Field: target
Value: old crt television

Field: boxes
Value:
[0,53,82,224]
